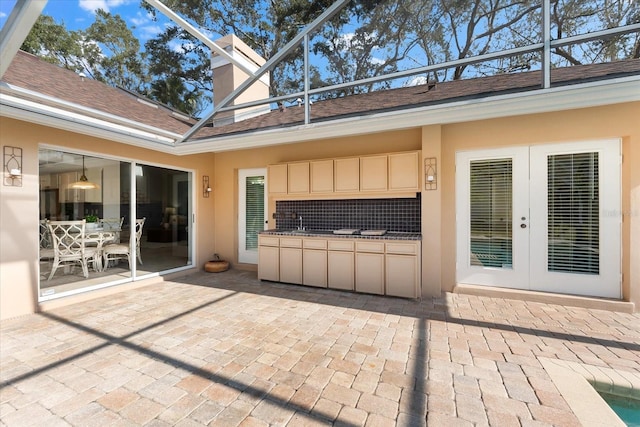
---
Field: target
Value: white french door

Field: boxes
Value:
[238,168,267,264]
[456,140,621,298]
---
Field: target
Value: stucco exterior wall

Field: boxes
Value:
[1,100,638,319]
[212,129,422,268]
[438,102,640,307]
[0,117,216,320]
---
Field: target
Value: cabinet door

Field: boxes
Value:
[84,168,102,203]
[58,172,80,202]
[386,254,419,298]
[360,155,388,192]
[389,151,419,191]
[303,249,327,287]
[268,164,288,195]
[328,250,354,290]
[258,245,280,281]
[288,162,310,194]
[280,247,303,284]
[310,160,334,194]
[355,252,385,294]
[334,157,359,192]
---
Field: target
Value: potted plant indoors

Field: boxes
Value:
[84,214,99,230]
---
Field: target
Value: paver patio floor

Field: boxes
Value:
[1,269,639,426]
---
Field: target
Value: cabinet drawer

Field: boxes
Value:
[279,237,303,248]
[356,241,385,253]
[259,236,279,247]
[328,240,354,251]
[304,239,327,249]
[386,242,418,255]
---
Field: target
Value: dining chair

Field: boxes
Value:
[47,220,99,280]
[103,217,146,270]
[99,217,124,244]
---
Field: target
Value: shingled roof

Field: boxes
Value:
[2,50,639,143]
[1,51,196,135]
[192,59,640,140]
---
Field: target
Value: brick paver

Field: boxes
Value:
[1,269,639,426]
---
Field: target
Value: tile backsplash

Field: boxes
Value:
[275,195,421,232]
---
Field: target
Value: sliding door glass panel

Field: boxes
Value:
[38,149,131,297]
[469,159,513,269]
[547,153,599,274]
[135,164,192,274]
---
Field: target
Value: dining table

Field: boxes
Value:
[85,227,120,272]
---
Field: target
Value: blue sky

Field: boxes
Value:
[0,0,169,43]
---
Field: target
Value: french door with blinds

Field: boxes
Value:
[238,168,268,264]
[456,140,621,298]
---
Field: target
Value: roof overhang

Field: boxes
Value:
[2,75,639,155]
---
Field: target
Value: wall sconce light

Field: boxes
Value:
[425,157,437,190]
[3,146,23,187]
[203,175,212,197]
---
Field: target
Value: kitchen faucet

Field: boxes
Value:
[297,215,305,231]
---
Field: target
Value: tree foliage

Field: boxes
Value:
[20,0,640,116]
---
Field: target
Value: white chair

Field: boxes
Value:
[99,217,124,243]
[47,220,99,280]
[103,217,145,269]
[39,219,54,258]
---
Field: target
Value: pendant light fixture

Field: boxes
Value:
[70,156,99,190]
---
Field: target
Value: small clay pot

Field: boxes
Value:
[204,256,229,273]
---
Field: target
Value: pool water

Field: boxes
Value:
[599,392,640,427]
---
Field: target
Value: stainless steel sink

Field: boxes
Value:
[289,229,330,235]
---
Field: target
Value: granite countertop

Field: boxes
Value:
[258,229,422,241]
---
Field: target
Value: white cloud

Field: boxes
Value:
[404,76,427,87]
[78,0,130,14]
[0,11,7,19]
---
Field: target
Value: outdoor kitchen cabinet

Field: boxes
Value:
[258,236,280,281]
[268,150,420,199]
[268,164,288,195]
[279,237,303,284]
[302,238,328,287]
[334,157,360,193]
[327,239,355,290]
[310,160,334,194]
[385,242,421,298]
[288,162,310,194]
[388,151,420,191]
[360,155,388,192]
[355,241,385,295]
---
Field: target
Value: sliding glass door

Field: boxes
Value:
[38,148,193,299]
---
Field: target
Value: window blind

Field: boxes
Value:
[469,159,513,268]
[547,152,599,274]
[245,175,265,251]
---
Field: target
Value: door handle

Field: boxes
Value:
[520,216,527,228]
[520,223,527,228]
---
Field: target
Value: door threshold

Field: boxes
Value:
[453,284,634,313]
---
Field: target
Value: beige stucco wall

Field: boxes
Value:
[2,101,638,319]
[0,117,216,320]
